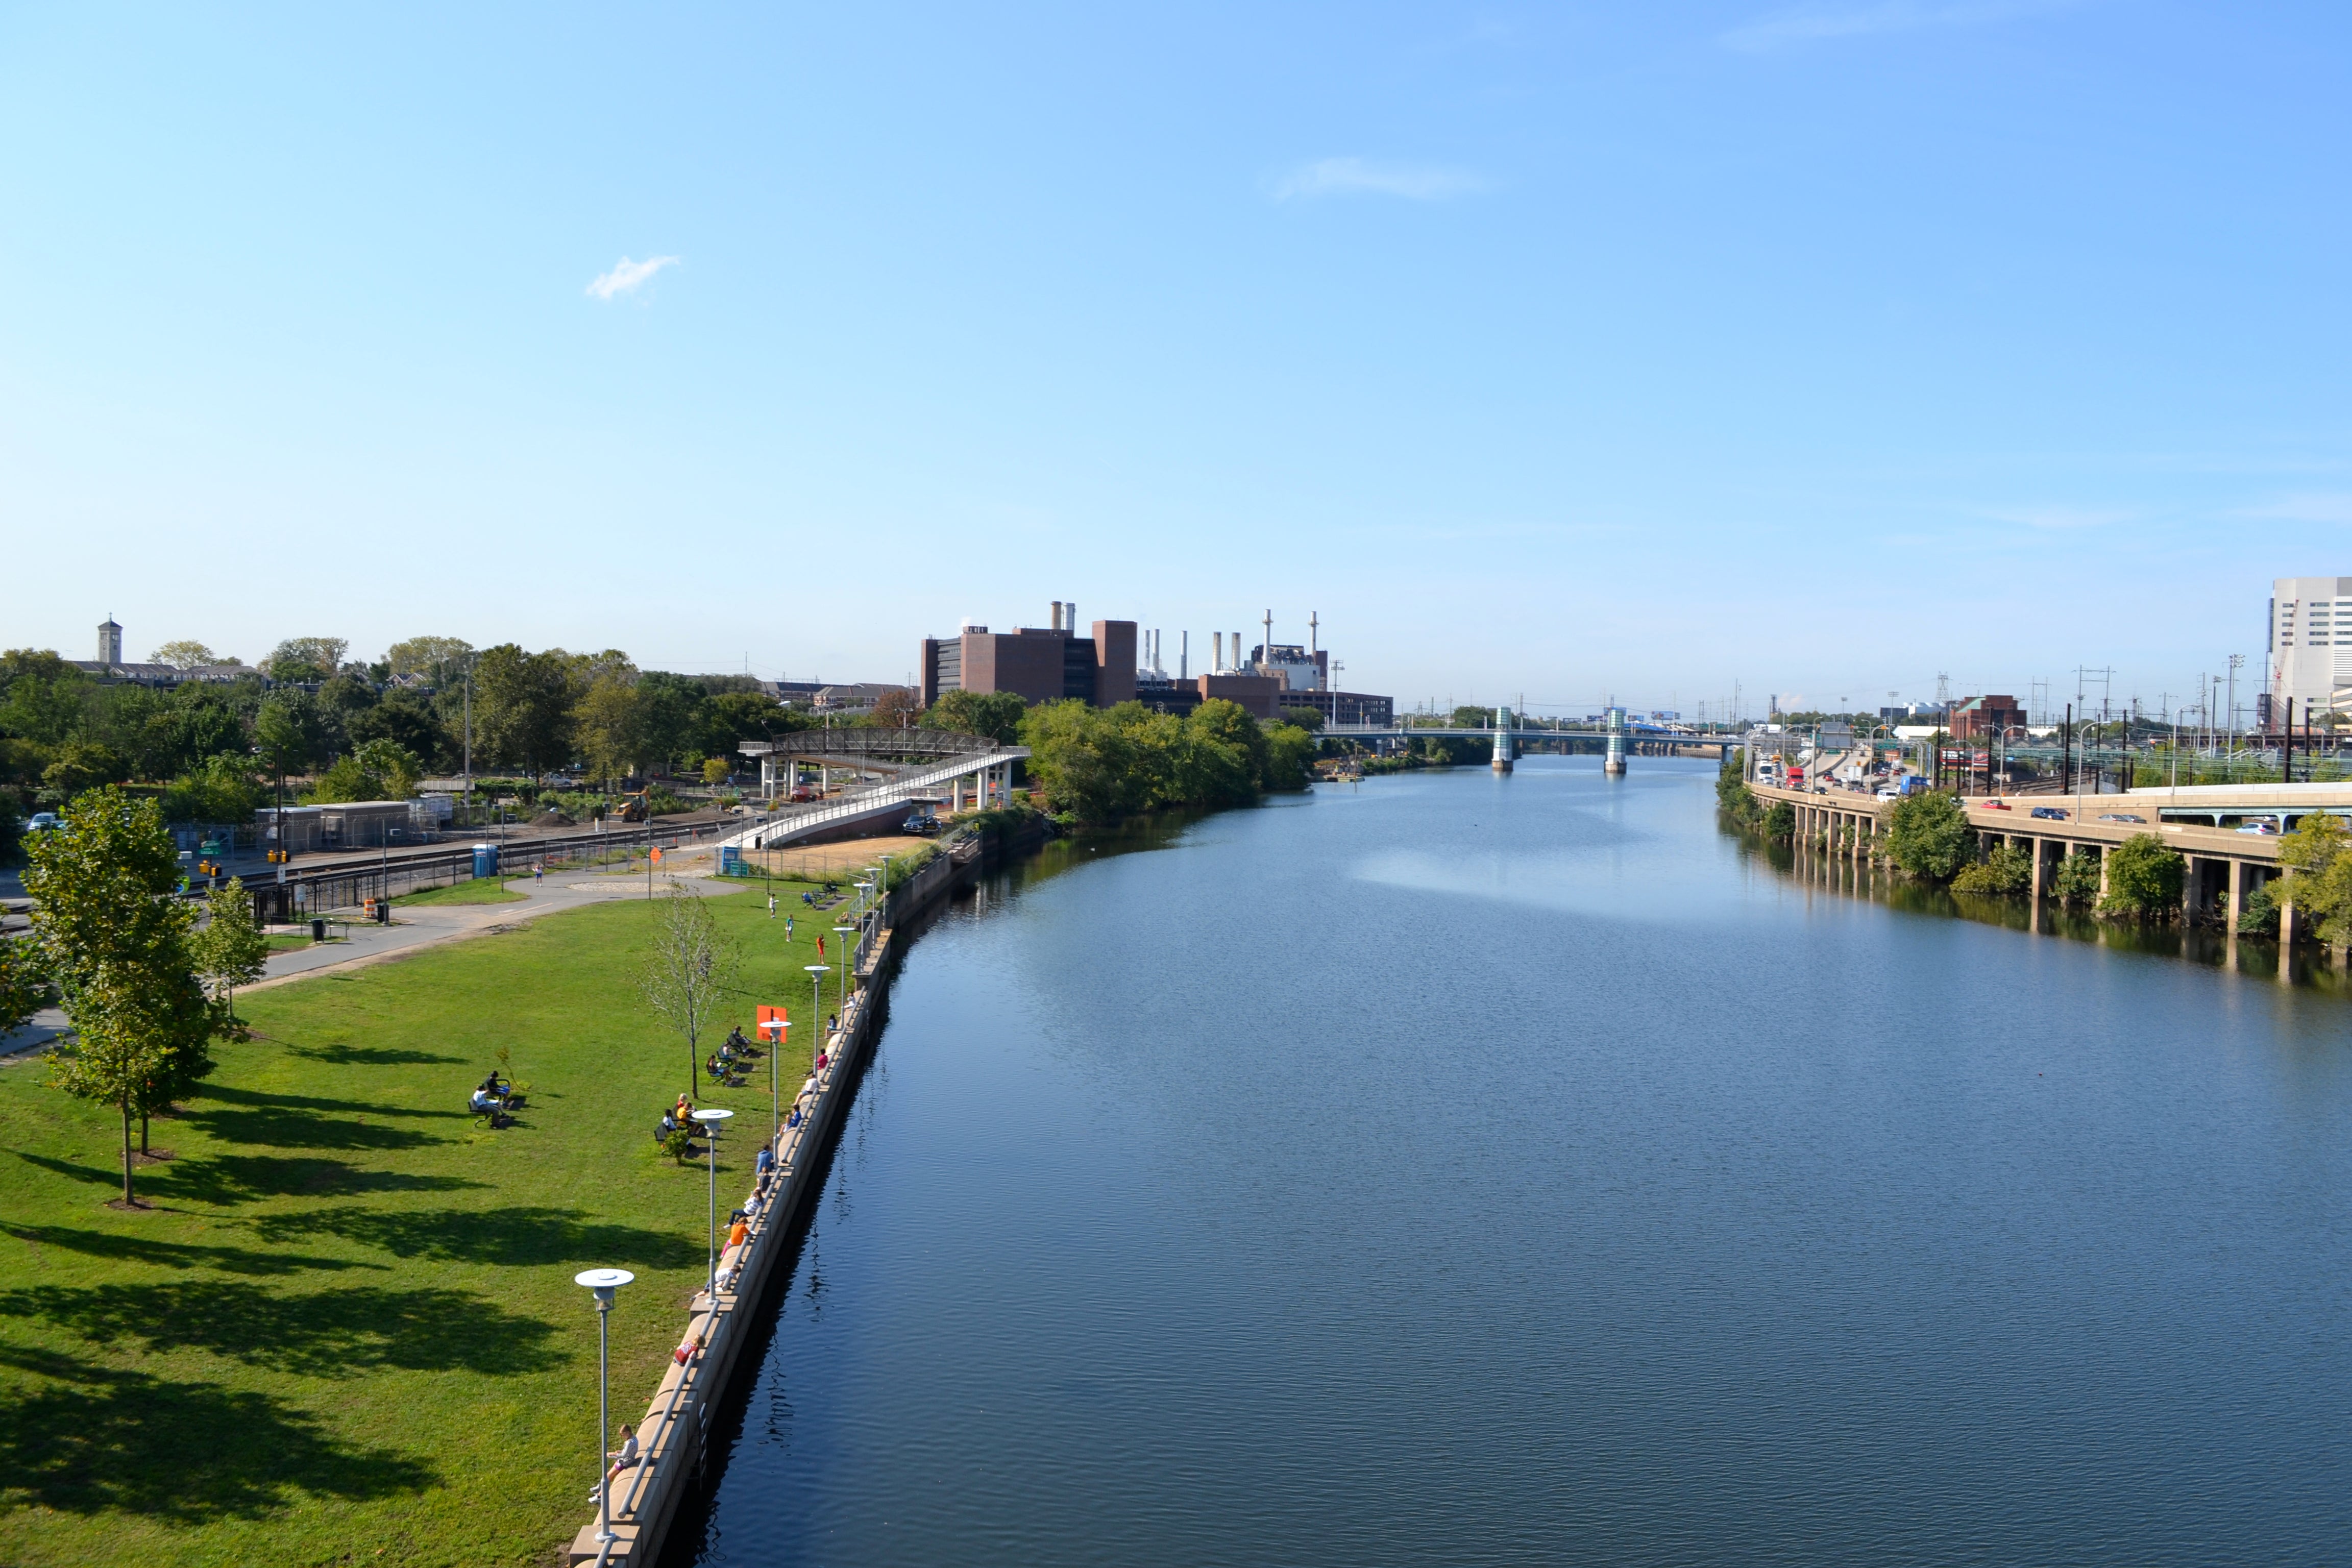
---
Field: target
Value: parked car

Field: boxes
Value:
[24,812,62,834]
[2030,806,2069,820]
[1981,798,2012,811]
[2095,813,2145,824]
[2237,820,2279,835]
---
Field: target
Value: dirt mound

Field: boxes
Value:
[531,810,576,828]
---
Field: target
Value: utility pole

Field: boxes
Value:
[2227,654,2244,738]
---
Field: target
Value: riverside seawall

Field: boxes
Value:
[562,824,1015,1566]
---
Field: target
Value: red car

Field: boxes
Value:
[1980,798,2012,811]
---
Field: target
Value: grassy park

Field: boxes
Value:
[0,879,843,1567]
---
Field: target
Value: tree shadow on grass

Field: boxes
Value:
[286,1042,465,1066]
[194,1083,469,1120]
[0,1280,564,1378]
[253,1206,702,1271]
[150,1155,486,1208]
[6,1224,385,1277]
[180,1103,454,1152]
[14,1152,129,1192]
[0,1345,434,1523]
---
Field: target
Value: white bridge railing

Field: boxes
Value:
[718,748,1029,852]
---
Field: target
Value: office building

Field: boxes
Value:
[1947,695,2025,740]
[2269,576,2352,717]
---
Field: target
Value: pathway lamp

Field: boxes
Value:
[805,963,829,1068]
[834,923,856,1001]
[574,1266,635,1548]
[691,1108,734,1304]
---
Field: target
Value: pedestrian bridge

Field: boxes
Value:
[724,731,1028,852]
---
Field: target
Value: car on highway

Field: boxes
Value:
[2030,806,2069,820]
[2237,819,2280,835]
[2095,813,2145,824]
[1876,788,1901,800]
[1981,798,2012,811]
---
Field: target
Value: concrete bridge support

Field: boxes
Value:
[1491,708,1515,773]
[1604,707,1627,777]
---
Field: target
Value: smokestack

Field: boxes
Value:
[1234,632,1243,672]
[1181,631,1189,679]
[1067,602,1076,636]
[1049,602,1062,631]
[1213,632,1222,673]
[1309,611,1317,657]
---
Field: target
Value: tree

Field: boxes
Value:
[473,645,576,780]
[1952,842,2032,895]
[23,787,219,1203]
[349,690,452,768]
[1883,792,1973,881]
[2099,834,2186,919]
[2280,814,2352,943]
[189,877,270,1023]
[870,688,922,728]
[701,756,732,786]
[635,673,708,774]
[573,672,645,790]
[385,635,474,680]
[305,739,423,803]
[2051,849,2103,907]
[149,640,217,671]
[254,693,325,777]
[636,884,740,1098]
[0,930,49,1037]
[159,754,270,824]
[41,741,129,798]
[266,637,349,679]
[922,690,1026,746]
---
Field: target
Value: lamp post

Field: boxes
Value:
[766,1011,790,1142]
[805,963,828,1072]
[574,1267,635,1547]
[834,922,855,1006]
[691,1108,733,1304]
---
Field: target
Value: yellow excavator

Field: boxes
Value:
[615,787,651,823]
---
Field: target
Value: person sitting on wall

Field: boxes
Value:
[593,1424,640,1501]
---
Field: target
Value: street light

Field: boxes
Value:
[691,1108,734,1305]
[804,963,828,1072]
[574,1266,635,1548]
[765,1010,791,1143]
[833,922,855,1006]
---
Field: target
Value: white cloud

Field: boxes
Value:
[586,255,681,301]
[1270,158,1487,202]
[2240,493,2352,526]
[1721,0,2077,52]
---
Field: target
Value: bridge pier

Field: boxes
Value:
[1491,708,1515,773]
[1604,707,1627,776]
[2226,860,2244,930]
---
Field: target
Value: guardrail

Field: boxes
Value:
[720,750,1028,853]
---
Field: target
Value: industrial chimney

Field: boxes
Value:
[1050,602,1063,632]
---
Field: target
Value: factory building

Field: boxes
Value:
[921,603,1137,709]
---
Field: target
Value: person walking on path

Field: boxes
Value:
[767,892,776,919]
[534,864,544,889]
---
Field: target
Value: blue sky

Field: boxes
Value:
[3,2,2345,719]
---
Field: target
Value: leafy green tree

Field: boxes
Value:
[2051,849,2103,907]
[1262,722,1315,791]
[2278,814,2352,943]
[254,692,326,777]
[159,755,271,824]
[1883,792,1973,881]
[349,690,451,768]
[2239,880,2281,937]
[2097,834,2186,918]
[189,877,270,1023]
[573,671,645,789]
[701,756,732,786]
[0,929,49,1037]
[473,644,576,780]
[24,787,219,1202]
[304,739,423,803]
[384,635,474,680]
[0,652,87,746]
[266,636,349,680]
[148,640,217,671]
[922,690,1027,745]
[1951,841,2033,895]
[1762,801,1796,840]
[635,673,708,773]
[41,741,128,798]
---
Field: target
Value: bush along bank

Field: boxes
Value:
[1716,754,1792,841]
[1019,698,1314,826]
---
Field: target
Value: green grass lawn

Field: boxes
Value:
[393,876,524,908]
[0,881,841,1567]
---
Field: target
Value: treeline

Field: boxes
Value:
[1013,698,1316,823]
[0,634,828,848]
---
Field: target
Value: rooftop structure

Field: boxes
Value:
[920,603,1137,709]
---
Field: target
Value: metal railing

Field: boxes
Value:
[720,749,1027,853]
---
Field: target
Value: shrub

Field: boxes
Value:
[1952,841,2032,896]
[1884,792,1973,881]
[2098,834,2185,919]
[2239,880,2280,937]
[1762,801,1795,840]
[2051,849,2103,907]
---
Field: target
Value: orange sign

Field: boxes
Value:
[756,1005,790,1040]
[650,848,663,863]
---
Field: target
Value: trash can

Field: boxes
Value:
[472,844,499,879]
[309,918,326,942]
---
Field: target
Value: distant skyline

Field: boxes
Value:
[4,3,2347,718]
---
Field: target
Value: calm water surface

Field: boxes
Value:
[671,758,2352,1566]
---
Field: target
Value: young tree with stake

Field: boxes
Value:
[638,883,740,1099]
[190,876,271,1027]
[24,788,222,1203]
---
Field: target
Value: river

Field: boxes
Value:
[667,756,2352,1566]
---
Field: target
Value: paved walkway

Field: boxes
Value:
[1,846,741,1062]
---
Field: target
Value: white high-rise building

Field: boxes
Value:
[2269,576,2352,716]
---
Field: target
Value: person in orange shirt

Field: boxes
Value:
[726,1217,749,1250]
